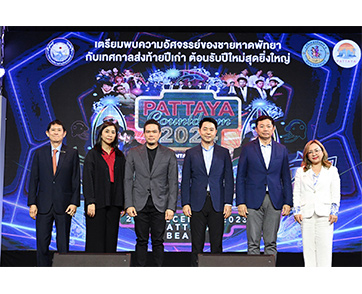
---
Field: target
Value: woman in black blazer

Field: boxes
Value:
[83,121,126,252]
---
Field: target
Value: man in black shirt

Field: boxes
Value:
[147,145,157,171]
[125,119,178,266]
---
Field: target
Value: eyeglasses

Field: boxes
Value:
[307,148,322,155]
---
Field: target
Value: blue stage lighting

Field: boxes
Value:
[0,65,5,78]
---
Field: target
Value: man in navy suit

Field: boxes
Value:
[181,117,234,266]
[236,115,292,256]
[28,119,80,266]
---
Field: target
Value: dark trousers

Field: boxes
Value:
[190,194,224,267]
[134,196,166,267]
[36,207,72,267]
[85,206,121,253]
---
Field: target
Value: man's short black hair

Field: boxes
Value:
[199,117,218,129]
[256,115,275,127]
[47,119,66,132]
[121,129,135,136]
[144,119,161,132]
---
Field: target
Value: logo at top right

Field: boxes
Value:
[333,40,361,68]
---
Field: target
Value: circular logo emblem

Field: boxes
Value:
[302,40,330,68]
[333,40,361,68]
[45,38,75,66]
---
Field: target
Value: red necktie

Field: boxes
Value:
[52,149,58,175]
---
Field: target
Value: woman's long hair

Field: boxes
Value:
[95,121,119,150]
[301,139,331,172]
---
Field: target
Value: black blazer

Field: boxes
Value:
[83,145,126,209]
[267,86,288,110]
[28,143,80,214]
[235,86,255,108]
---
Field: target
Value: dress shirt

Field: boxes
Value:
[265,76,284,89]
[256,87,267,99]
[202,143,214,192]
[269,87,278,97]
[259,139,272,191]
[51,143,62,166]
[248,75,264,87]
[202,144,214,176]
[259,139,272,169]
[228,86,237,95]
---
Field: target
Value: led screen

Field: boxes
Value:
[2,28,361,253]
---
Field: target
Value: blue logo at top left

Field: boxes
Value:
[45,38,75,66]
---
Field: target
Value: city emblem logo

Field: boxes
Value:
[333,40,361,68]
[45,38,75,66]
[302,40,330,68]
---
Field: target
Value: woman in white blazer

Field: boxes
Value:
[293,140,340,267]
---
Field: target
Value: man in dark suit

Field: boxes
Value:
[119,129,141,156]
[196,81,205,90]
[267,78,288,111]
[181,117,234,266]
[28,119,80,266]
[124,119,178,266]
[236,115,292,256]
[186,81,196,90]
[164,81,175,90]
[174,80,185,89]
[235,77,255,109]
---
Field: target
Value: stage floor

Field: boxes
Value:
[1,251,361,267]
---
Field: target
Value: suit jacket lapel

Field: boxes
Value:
[198,144,208,175]
[139,145,151,174]
[254,139,267,170]
[54,144,67,177]
[208,144,217,175]
[45,144,53,174]
[150,145,163,175]
[268,140,277,169]
[305,168,316,189]
[315,167,326,188]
